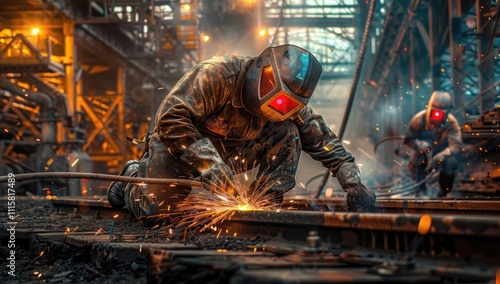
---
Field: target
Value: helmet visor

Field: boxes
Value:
[430,109,445,123]
[259,65,276,99]
[268,91,299,115]
[259,64,302,117]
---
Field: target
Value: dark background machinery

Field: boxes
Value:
[0,0,499,197]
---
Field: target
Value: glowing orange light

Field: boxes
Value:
[237,204,253,211]
[32,27,40,35]
[418,214,432,235]
[171,158,279,232]
[259,28,267,37]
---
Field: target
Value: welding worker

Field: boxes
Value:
[402,91,462,197]
[107,44,376,225]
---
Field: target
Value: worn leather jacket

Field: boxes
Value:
[154,55,355,176]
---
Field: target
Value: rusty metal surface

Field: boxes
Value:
[45,196,500,262]
[147,245,498,284]
[49,196,131,220]
[285,196,500,215]
[223,210,500,237]
[47,195,500,218]
[2,195,500,283]
[215,210,500,263]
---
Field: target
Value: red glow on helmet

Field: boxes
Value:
[430,109,444,122]
[259,65,276,99]
[268,92,299,114]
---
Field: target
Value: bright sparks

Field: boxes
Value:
[237,204,254,211]
[170,161,279,232]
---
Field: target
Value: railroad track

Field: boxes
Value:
[1,196,500,283]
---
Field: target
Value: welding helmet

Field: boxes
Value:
[241,44,322,121]
[426,91,452,128]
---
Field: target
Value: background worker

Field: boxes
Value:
[107,44,376,225]
[402,91,462,197]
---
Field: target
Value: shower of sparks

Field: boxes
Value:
[169,157,280,232]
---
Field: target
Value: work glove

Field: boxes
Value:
[414,139,431,153]
[413,140,434,172]
[335,162,376,213]
[200,162,236,195]
[181,138,236,195]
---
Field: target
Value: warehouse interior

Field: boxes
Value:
[1,0,499,198]
[2,1,500,283]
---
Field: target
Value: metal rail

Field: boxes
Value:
[46,196,500,263]
[2,196,500,283]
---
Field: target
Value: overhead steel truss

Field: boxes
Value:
[0,0,199,194]
[361,0,500,130]
[358,0,500,194]
[263,0,366,79]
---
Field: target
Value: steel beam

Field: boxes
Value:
[117,67,126,164]
[0,34,64,74]
[448,0,465,123]
[476,0,495,114]
[368,0,414,85]
[79,96,121,154]
[428,1,443,91]
[264,17,354,28]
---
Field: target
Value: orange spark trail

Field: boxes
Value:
[171,159,280,232]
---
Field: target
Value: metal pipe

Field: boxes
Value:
[0,78,57,162]
[477,0,495,113]
[367,0,422,113]
[0,172,205,187]
[315,0,377,198]
[448,0,465,123]
[24,73,71,118]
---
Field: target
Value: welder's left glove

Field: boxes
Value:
[334,162,376,213]
[181,138,236,195]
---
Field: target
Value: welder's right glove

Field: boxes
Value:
[414,139,431,152]
[334,162,376,213]
[181,138,236,195]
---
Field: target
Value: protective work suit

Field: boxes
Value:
[402,91,462,197]
[108,44,376,226]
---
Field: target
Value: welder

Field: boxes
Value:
[107,44,376,225]
[402,91,462,197]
